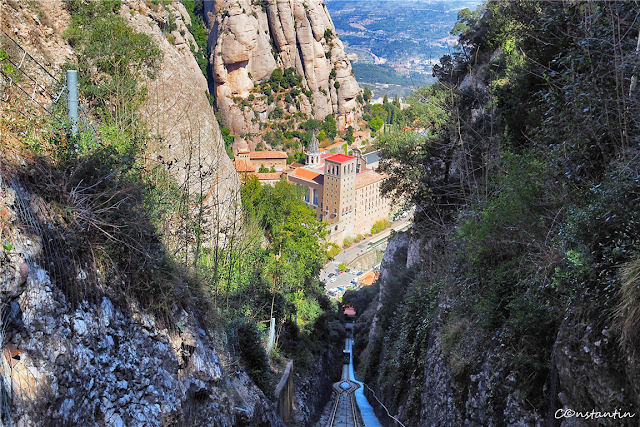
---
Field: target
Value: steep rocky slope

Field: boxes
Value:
[356,230,640,426]
[1,1,336,425]
[1,0,240,220]
[123,0,241,221]
[0,180,286,427]
[204,0,362,135]
[0,0,73,72]
[356,232,543,426]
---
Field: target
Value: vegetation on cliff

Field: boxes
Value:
[351,0,640,423]
[2,0,343,400]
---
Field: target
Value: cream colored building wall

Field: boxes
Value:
[287,175,325,221]
[354,180,391,236]
[324,158,357,245]
[251,158,287,171]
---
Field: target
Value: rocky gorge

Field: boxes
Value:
[0,0,343,425]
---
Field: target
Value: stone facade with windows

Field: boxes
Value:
[287,136,390,245]
[233,139,287,185]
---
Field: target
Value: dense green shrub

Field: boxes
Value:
[343,282,379,316]
[457,152,555,268]
[235,320,273,395]
[269,106,284,119]
[562,161,640,307]
[64,2,162,129]
[369,116,383,132]
[327,243,341,259]
[371,218,391,234]
[220,127,234,148]
[363,86,372,102]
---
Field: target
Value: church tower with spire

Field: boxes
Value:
[305,132,321,166]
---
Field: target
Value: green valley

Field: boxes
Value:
[326,0,481,96]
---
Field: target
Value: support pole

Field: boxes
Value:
[66,70,78,136]
[267,318,276,353]
[629,28,640,96]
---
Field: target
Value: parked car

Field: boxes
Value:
[350,279,358,285]
[356,271,363,276]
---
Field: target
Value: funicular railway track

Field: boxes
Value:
[328,389,358,427]
[328,355,360,427]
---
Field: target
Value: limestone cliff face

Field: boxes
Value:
[205,0,362,134]
[123,1,241,222]
[1,0,240,228]
[357,230,639,427]
[0,181,286,427]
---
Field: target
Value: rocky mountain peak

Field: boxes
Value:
[206,0,363,135]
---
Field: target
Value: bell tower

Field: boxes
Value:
[305,132,321,166]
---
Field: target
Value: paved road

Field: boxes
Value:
[321,215,412,297]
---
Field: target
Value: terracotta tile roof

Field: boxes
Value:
[359,272,378,286]
[290,167,324,185]
[234,159,257,173]
[289,162,304,168]
[327,154,356,164]
[320,152,333,159]
[325,142,345,152]
[344,305,356,316]
[249,151,288,160]
[256,172,282,180]
[355,170,384,189]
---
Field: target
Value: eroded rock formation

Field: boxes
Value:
[205,0,362,134]
[124,0,241,223]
